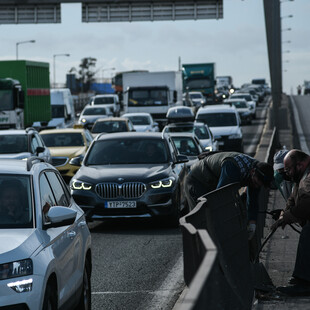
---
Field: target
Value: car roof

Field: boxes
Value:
[0,158,52,174]
[93,94,116,98]
[122,112,152,117]
[224,98,247,102]
[94,117,129,123]
[0,130,27,135]
[83,104,109,109]
[40,128,86,134]
[95,131,167,141]
[167,132,198,138]
[197,104,236,114]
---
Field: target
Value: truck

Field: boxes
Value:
[304,81,310,95]
[216,76,233,89]
[0,60,51,129]
[182,63,216,104]
[122,71,183,129]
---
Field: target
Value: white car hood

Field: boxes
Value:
[210,126,240,137]
[0,229,41,261]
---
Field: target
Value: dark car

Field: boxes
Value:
[69,132,189,226]
[166,106,195,123]
[167,132,204,170]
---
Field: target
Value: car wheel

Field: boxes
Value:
[43,281,58,310]
[77,258,91,310]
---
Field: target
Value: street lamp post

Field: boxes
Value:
[53,53,70,88]
[16,40,36,60]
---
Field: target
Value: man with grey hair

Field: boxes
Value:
[275,149,310,296]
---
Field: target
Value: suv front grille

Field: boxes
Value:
[96,182,146,199]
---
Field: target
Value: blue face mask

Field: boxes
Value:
[274,170,284,188]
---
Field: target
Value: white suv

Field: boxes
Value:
[195,104,243,152]
[89,94,121,116]
[0,157,92,309]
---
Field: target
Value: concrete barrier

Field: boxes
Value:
[179,183,254,310]
[178,125,279,309]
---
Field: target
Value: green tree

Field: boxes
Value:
[71,57,97,93]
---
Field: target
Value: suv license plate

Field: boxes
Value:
[105,201,137,209]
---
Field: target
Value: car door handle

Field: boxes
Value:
[78,221,87,228]
[68,231,76,239]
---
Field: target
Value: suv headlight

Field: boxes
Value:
[150,177,175,189]
[228,133,242,139]
[71,179,93,190]
[0,259,33,281]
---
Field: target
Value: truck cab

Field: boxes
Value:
[33,88,74,129]
[0,78,24,129]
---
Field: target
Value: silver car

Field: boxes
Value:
[0,158,92,309]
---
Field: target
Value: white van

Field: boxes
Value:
[33,88,75,130]
[89,94,120,116]
[48,88,75,128]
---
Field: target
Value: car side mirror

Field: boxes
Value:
[43,206,77,229]
[69,156,83,166]
[175,154,189,163]
[36,146,45,155]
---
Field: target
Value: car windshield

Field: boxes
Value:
[83,107,107,116]
[189,93,202,99]
[0,89,14,110]
[230,101,248,108]
[0,175,33,228]
[0,135,28,153]
[194,125,210,139]
[165,124,210,139]
[86,138,169,165]
[51,105,65,118]
[232,95,252,101]
[41,132,84,147]
[93,97,114,104]
[127,116,150,125]
[197,112,237,127]
[172,137,200,156]
[92,121,127,133]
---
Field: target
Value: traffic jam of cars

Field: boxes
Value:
[0,77,269,309]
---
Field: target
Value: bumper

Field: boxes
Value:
[0,275,43,309]
[72,188,178,220]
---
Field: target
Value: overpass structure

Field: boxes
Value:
[0,0,282,129]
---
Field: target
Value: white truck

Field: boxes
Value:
[122,71,183,129]
[304,81,310,95]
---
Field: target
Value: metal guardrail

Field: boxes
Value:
[178,126,279,310]
[179,183,254,310]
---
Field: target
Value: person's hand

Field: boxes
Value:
[281,210,298,228]
[271,210,298,230]
[247,222,256,240]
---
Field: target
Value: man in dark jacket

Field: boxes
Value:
[184,151,274,238]
[274,149,310,296]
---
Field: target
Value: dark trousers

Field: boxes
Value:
[293,221,310,282]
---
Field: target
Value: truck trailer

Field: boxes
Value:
[182,63,216,103]
[122,71,183,129]
[0,60,51,129]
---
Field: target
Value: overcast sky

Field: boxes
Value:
[1,0,308,94]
